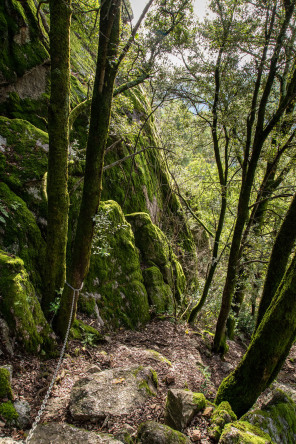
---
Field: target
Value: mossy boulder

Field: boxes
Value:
[0,117,48,219]
[242,388,296,443]
[142,266,174,313]
[70,319,104,345]
[69,366,158,421]
[219,421,274,443]
[208,401,237,441]
[0,368,13,401]
[0,250,55,354]
[126,212,186,303]
[138,421,191,444]
[0,182,46,290]
[164,389,206,431]
[85,201,150,329]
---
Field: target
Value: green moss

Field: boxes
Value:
[143,267,173,313]
[219,421,274,443]
[139,380,157,397]
[151,369,159,388]
[138,421,190,443]
[0,182,46,290]
[0,117,48,219]
[146,349,172,367]
[77,294,96,316]
[209,401,237,441]
[242,390,296,443]
[192,393,206,410]
[0,250,55,354]
[0,0,49,83]
[0,369,13,400]
[70,319,104,344]
[0,401,18,424]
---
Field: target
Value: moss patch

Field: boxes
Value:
[0,368,13,400]
[0,182,46,290]
[0,401,18,425]
[0,250,55,354]
[209,401,237,441]
[219,421,274,443]
[0,116,48,219]
[70,319,104,345]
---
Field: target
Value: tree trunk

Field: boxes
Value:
[255,192,296,329]
[54,0,121,337]
[215,250,296,417]
[42,0,71,317]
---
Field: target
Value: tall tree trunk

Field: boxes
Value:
[215,250,296,417]
[255,192,296,329]
[54,0,122,337]
[42,0,71,317]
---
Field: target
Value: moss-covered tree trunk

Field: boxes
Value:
[42,0,71,317]
[255,192,296,329]
[215,250,296,417]
[54,0,122,337]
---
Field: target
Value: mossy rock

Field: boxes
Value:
[242,388,296,443]
[208,401,237,441]
[70,319,104,345]
[0,182,46,290]
[0,250,55,354]
[126,212,186,303]
[0,368,13,401]
[126,212,170,267]
[0,0,49,84]
[143,266,174,313]
[0,401,18,426]
[0,117,48,219]
[165,389,206,431]
[85,201,150,329]
[138,420,191,443]
[219,421,274,443]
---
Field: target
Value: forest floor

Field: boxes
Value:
[1,316,296,442]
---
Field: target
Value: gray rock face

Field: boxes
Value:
[29,423,122,443]
[242,387,296,444]
[0,318,14,356]
[14,399,31,429]
[69,366,157,421]
[164,389,206,431]
[138,421,191,444]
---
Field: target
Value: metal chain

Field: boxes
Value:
[25,282,83,443]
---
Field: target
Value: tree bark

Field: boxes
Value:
[255,192,296,329]
[215,250,296,417]
[54,0,122,337]
[42,0,71,317]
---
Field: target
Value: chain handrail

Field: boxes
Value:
[25,282,83,443]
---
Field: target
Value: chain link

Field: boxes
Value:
[25,282,83,443]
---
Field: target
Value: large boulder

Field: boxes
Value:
[29,423,123,444]
[0,250,54,354]
[242,388,296,444]
[85,201,150,328]
[164,389,206,431]
[126,212,186,303]
[138,421,191,444]
[69,366,158,422]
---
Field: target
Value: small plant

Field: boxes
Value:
[92,207,127,257]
